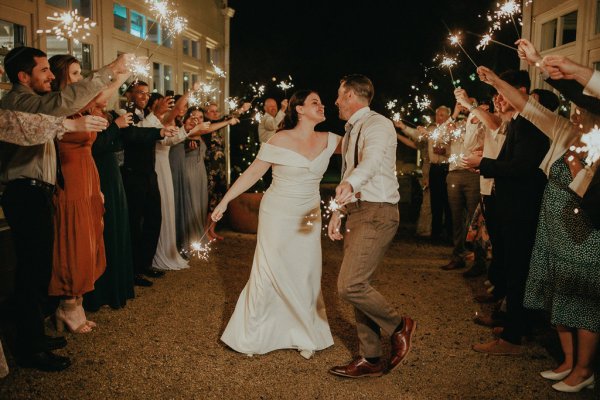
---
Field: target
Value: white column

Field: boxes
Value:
[222,6,235,187]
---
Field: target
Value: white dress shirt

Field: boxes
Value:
[342,107,400,204]
[480,121,507,195]
[258,110,285,143]
[583,70,600,99]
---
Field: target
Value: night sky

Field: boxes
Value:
[229,0,521,133]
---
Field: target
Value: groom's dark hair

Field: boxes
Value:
[340,74,374,104]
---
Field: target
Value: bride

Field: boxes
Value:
[211,90,341,358]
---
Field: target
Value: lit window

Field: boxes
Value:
[73,43,93,76]
[113,4,127,32]
[130,10,145,38]
[561,11,577,45]
[153,62,162,93]
[164,65,173,92]
[46,35,69,58]
[206,47,213,64]
[0,20,26,84]
[183,72,190,93]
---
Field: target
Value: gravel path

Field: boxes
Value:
[0,230,597,399]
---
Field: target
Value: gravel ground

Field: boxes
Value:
[0,230,597,400]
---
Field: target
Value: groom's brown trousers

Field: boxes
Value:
[338,201,402,358]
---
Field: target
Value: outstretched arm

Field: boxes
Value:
[211,159,271,221]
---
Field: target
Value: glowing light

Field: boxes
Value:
[37,9,97,45]
[212,64,227,78]
[127,57,151,79]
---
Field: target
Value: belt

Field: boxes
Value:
[8,178,55,194]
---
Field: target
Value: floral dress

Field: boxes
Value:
[205,126,227,212]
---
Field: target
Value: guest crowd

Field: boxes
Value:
[0,38,598,395]
[395,39,599,393]
[0,46,246,374]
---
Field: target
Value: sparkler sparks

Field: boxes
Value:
[212,64,227,78]
[579,126,600,165]
[276,77,294,92]
[127,56,151,79]
[188,240,214,261]
[386,99,398,110]
[415,95,432,111]
[37,9,96,45]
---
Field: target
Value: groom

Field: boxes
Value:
[328,74,416,378]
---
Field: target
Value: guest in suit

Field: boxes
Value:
[464,69,550,355]
[328,74,416,378]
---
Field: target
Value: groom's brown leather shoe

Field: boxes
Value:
[389,317,416,372]
[328,357,386,378]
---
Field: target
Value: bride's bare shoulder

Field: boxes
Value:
[267,130,290,146]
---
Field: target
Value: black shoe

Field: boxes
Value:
[134,274,153,287]
[17,351,71,372]
[440,259,466,270]
[143,269,165,278]
[45,335,67,351]
[463,262,486,278]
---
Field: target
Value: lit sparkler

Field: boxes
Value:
[437,55,459,88]
[212,64,227,78]
[448,32,478,68]
[37,9,96,45]
[276,76,294,96]
[579,126,600,165]
[127,56,151,79]
[415,95,432,111]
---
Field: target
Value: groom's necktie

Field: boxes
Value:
[341,122,353,179]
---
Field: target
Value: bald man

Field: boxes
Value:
[258,98,288,143]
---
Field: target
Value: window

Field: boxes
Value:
[183,72,190,93]
[113,4,127,32]
[0,20,26,84]
[147,19,159,43]
[153,62,162,93]
[182,37,190,56]
[73,43,93,76]
[192,74,199,86]
[206,47,214,64]
[130,11,145,38]
[164,65,173,92]
[560,12,577,45]
[46,35,69,58]
[597,0,600,34]
[72,0,92,18]
[192,40,200,59]
[46,0,68,8]
[160,25,172,48]
[540,11,577,51]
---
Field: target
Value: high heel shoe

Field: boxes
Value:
[540,368,571,381]
[75,296,97,328]
[55,301,92,334]
[552,375,595,393]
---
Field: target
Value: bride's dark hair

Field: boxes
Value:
[279,89,317,131]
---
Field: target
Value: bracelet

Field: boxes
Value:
[468,102,479,112]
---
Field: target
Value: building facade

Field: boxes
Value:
[522,0,600,89]
[0,0,233,102]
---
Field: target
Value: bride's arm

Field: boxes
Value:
[211,159,271,221]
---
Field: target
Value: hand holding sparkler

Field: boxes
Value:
[542,55,594,86]
[335,181,355,207]
[462,150,483,169]
[515,39,542,67]
[476,66,500,87]
[63,115,108,133]
[280,99,289,112]
[211,202,228,222]
[109,53,135,76]
[454,88,474,109]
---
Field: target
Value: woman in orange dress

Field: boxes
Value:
[48,55,106,333]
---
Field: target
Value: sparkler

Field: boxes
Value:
[496,0,522,39]
[468,31,518,51]
[578,126,600,165]
[225,97,240,113]
[37,9,96,45]
[276,76,294,96]
[437,55,459,88]
[448,32,478,68]
[415,95,432,112]
[127,56,151,80]
[212,64,227,78]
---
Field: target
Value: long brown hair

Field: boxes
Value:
[49,54,80,91]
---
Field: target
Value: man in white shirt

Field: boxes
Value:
[328,74,415,378]
[258,98,288,143]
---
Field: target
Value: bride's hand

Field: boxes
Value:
[211,202,227,222]
[328,212,343,241]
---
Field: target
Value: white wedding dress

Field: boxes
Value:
[221,132,339,356]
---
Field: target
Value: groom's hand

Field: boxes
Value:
[328,212,343,241]
[335,181,354,205]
